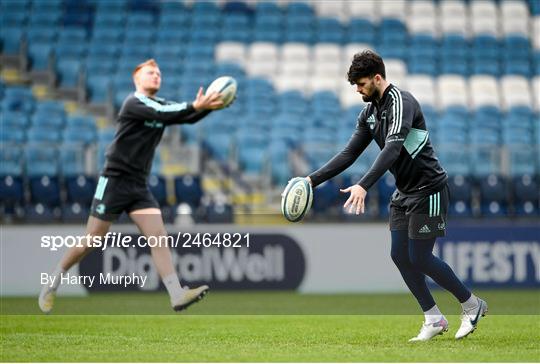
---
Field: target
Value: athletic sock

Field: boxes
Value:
[461,293,478,312]
[51,264,65,290]
[163,273,185,302]
[424,305,443,324]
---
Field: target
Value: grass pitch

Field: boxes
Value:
[1,290,539,362]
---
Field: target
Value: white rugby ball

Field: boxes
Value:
[281,177,313,223]
[206,76,237,108]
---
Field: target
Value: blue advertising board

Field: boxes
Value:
[434,222,540,288]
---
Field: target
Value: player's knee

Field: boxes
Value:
[390,249,409,268]
[409,252,433,271]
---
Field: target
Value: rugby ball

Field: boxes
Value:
[206,76,237,108]
[281,177,313,223]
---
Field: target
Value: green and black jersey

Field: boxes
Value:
[103,92,210,180]
[309,84,447,197]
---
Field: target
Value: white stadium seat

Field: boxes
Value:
[385,59,408,82]
[440,1,469,36]
[248,42,279,62]
[406,75,436,107]
[439,0,467,19]
[533,17,540,50]
[215,42,247,66]
[280,61,310,78]
[246,60,277,79]
[501,76,533,110]
[281,43,311,63]
[313,61,342,78]
[313,43,342,63]
[437,75,469,109]
[275,76,308,94]
[407,15,438,35]
[343,43,373,62]
[469,75,500,109]
[380,0,406,20]
[309,77,341,94]
[533,76,540,111]
[501,1,530,37]
[340,88,365,108]
[347,0,378,21]
[500,1,529,20]
[470,1,499,36]
[410,0,437,18]
[314,1,346,21]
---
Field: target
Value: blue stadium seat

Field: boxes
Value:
[86,74,112,103]
[379,18,408,44]
[348,18,376,44]
[471,145,502,177]
[437,144,471,175]
[174,175,202,209]
[449,200,473,218]
[25,204,60,222]
[502,35,531,61]
[65,175,96,206]
[25,143,59,177]
[148,174,167,206]
[204,202,234,224]
[0,111,30,129]
[316,17,345,44]
[29,175,61,207]
[60,143,87,176]
[27,42,54,71]
[508,146,538,176]
[1,86,35,113]
[62,202,90,222]
[27,126,62,143]
[0,26,25,54]
[512,174,539,203]
[56,59,82,88]
[0,128,26,143]
[312,179,340,213]
[0,144,24,176]
[27,27,58,43]
[0,11,28,28]
[0,175,24,208]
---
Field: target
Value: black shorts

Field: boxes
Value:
[389,184,449,239]
[90,174,159,222]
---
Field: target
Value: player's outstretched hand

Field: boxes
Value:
[340,184,367,215]
[193,87,224,110]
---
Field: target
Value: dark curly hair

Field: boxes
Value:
[347,50,386,85]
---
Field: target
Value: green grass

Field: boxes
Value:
[1,291,539,362]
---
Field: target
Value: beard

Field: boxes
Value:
[146,87,159,95]
[361,87,381,102]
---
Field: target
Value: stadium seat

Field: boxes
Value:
[148,174,167,206]
[204,202,234,224]
[29,175,61,207]
[174,175,203,209]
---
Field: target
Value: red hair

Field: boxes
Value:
[132,59,160,78]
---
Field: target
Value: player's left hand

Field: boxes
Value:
[193,87,224,110]
[340,185,367,215]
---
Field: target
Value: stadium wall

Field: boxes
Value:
[1,223,538,296]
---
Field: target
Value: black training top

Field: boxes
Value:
[103,92,210,180]
[309,84,447,197]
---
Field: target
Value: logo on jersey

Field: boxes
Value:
[96,203,106,215]
[144,120,164,129]
[419,225,431,234]
[366,114,376,129]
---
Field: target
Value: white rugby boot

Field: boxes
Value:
[38,284,57,314]
[409,316,449,342]
[171,285,209,312]
[455,297,488,339]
